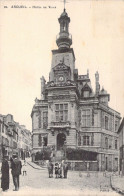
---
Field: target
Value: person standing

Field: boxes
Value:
[1,156,9,192]
[58,162,62,178]
[55,162,59,178]
[63,161,68,178]
[11,154,22,191]
[22,160,27,176]
[47,160,53,178]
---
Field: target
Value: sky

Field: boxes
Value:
[0,0,124,131]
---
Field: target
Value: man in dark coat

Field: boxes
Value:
[11,154,22,191]
[1,156,9,192]
[55,162,59,178]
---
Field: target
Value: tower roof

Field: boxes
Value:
[56,9,72,49]
[60,9,68,17]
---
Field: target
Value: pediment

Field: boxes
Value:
[82,83,92,92]
[53,63,70,71]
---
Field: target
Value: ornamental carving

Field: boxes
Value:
[53,63,70,71]
[47,80,76,88]
[49,95,70,100]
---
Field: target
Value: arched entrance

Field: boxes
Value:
[57,133,66,150]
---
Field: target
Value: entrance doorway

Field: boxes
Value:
[57,133,66,150]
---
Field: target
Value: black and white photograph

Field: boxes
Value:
[0,0,124,195]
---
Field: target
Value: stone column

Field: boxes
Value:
[97,153,102,171]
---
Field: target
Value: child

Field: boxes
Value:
[22,160,27,176]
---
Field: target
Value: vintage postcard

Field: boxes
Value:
[0,0,124,196]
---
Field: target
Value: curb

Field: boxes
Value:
[110,176,124,195]
[111,185,124,195]
[27,162,46,170]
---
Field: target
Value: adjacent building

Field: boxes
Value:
[0,114,32,161]
[118,118,124,175]
[0,114,18,160]
[17,124,32,160]
[31,9,121,171]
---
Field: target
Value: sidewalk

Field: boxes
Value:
[27,160,46,170]
[111,175,124,195]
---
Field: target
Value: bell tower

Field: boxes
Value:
[49,7,75,82]
[56,8,72,49]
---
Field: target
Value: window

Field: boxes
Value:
[43,136,47,146]
[105,116,109,130]
[43,112,48,129]
[105,137,108,148]
[13,131,17,140]
[38,112,41,128]
[13,141,17,149]
[115,121,118,132]
[91,133,94,146]
[55,104,68,122]
[83,136,90,146]
[83,91,90,98]
[115,140,117,149]
[38,134,42,146]
[82,110,90,127]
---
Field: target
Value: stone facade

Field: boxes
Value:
[0,114,31,161]
[17,124,32,160]
[31,9,121,171]
[0,114,18,160]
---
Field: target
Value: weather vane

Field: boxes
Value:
[64,0,66,10]
[62,0,68,11]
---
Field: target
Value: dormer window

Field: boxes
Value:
[81,83,92,98]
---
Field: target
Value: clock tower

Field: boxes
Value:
[46,8,79,151]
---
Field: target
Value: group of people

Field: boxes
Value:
[1,154,27,192]
[1,156,68,192]
[48,160,68,179]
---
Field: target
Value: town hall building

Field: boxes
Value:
[31,8,121,171]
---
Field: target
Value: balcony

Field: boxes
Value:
[50,121,71,128]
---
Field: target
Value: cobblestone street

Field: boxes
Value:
[0,161,120,196]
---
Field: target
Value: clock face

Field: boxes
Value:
[59,76,64,81]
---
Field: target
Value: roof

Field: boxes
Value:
[60,9,68,17]
[118,117,124,134]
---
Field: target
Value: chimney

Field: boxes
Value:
[95,71,100,96]
[40,76,46,100]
